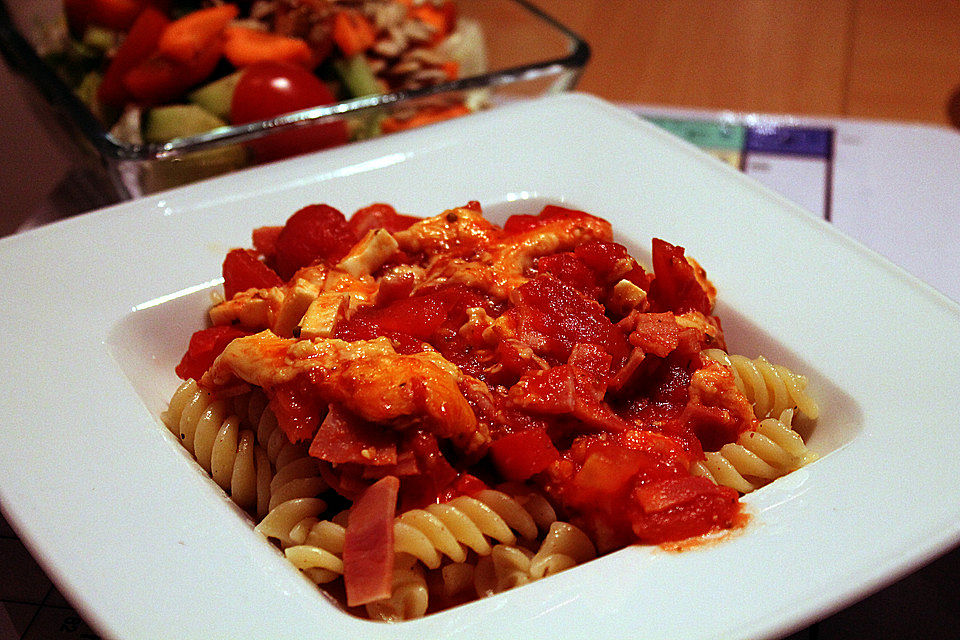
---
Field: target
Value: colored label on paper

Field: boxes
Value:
[646,117,745,151]
[744,126,833,157]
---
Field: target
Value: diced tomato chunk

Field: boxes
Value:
[535,252,601,298]
[575,240,653,290]
[251,225,282,258]
[489,427,559,481]
[567,343,613,380]
[222,248,283,299]
[539,204,592,222]
[335,286,481,355]
[436,473,488,502]
[570,442,650,500]
[574,240,627,273]
[174,325,249,381]
[546,428,736,548]
[268,375,324,443]
[509,274,629,364]
[502,213,540,234]
[648,238,712,315]
[503,204,597,235]
[630,476,739,544]
[634,475,712,513]
[346,289,455,339]
[628,312,682,358]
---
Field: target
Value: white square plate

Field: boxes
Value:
[2,93,959,640]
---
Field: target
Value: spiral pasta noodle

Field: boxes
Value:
[161,382,592,619]
[393,489,552,570]
[365,555,430,622]
[161,379,272,515]
[256,495,352,589]
[232,389,310,475]
[474,545,536,596]
[528,521,597,580]
[691,409,818,493]
[472,521,596,597]
[163,379,344,583]
[282,517,347,585]
[251,435,341,586]
[702,349,819,420]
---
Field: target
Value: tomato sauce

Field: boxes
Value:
[183,201,754,556]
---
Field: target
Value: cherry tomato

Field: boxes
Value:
[272,203,355,279]
[230,61,350,162]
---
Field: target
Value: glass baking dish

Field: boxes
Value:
[0,0,588,200]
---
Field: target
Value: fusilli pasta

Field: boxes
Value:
[702,349,819,420]
[528,521,597,579]
[691,409,818,492]
[394,489,551,569]
[161,379,271,515]
[365,555,430,621]
[472,521,596,596]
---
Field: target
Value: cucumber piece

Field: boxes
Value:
[188,70,243,120]
[333,55,386,98]
[142,104,248,192]
[74,71,102,109]
[350,111,386,141]
[332,56,388,139]
[82,26,118,53]
[144,103,226,143]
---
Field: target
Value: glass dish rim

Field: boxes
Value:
[0,0,590,161]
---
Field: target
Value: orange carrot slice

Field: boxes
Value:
[440,59,459,80]
[332,10,377,57]
[223,26,313,68]
[409,1,455,43]
[156,4,239,64]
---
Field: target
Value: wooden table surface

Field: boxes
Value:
[534,0,960,127]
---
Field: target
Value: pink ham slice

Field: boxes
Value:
[343,475,400,607]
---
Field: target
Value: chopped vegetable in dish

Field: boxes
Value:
[43,0,487,162]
